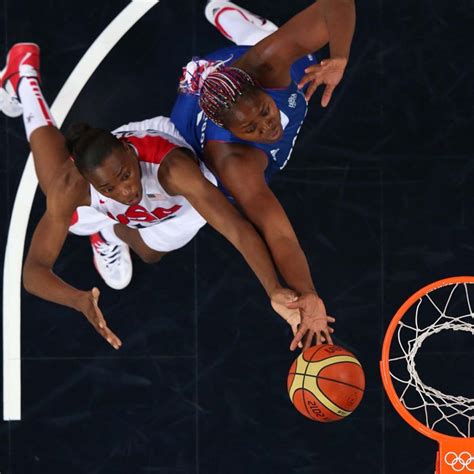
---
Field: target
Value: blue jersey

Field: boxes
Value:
[171,45,317,187]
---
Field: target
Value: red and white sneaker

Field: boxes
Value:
[0,42,41,118]
[205,1,278,41]
[90,232,133,290]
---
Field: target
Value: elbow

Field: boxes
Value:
[22,264,33,294]
[22,259,38,295]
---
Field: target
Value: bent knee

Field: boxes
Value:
[139,250,165,264]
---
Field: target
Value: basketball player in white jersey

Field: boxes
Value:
[0,43,334,350]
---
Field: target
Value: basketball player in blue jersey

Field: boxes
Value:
[171,0,355,350]
[0,43,335,350]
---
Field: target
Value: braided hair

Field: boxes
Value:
[65,123,123,176]
[179,57,258,127]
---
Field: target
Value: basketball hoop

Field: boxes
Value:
[380,276,474,473]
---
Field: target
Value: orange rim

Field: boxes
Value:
[380,276,474,443]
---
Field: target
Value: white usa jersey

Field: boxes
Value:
[70,117,217,252]
[88,116,217,231]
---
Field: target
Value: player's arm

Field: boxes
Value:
[205,141,334,349]
[242,0,355,102]
[23,179,121,349]
[248,0,354,72]
[159,147,285,298]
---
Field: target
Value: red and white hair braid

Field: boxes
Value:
[179,57,256,127]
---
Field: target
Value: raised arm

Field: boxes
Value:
[241,0,356,102]
[23,178,122,349]
[159,148,285,297]
[205,141,335,350]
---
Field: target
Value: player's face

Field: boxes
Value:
[226,89,283,144]
[87,143,143,206]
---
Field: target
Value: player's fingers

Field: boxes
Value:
[91,287,100,303]
[99,326,122,350]
[296,320,303,349]
[298,66,323,88]
[285,299,303,310]
[300,70,325,89]
[290,326,307,351]
[83,306,105,332]
[297,74,312,89]
[91,287,107,329]
[327,316,336,323]
[293,324,303,349]
[325,330,334,345]
[291,325,304,349]
[305,64,323,73]
[304,80,320,101]
[302,330,310,347]
[321,84,336,107]
[290,335,301,352]
[329,327,335,334]
[303,331,315,351]
[298,73,320,90]
[93,301,108,330]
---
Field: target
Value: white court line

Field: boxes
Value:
[3,0,159,421]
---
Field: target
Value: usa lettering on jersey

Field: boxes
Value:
[107,204,182,227]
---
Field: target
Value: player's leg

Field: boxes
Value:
[70,207,167,289]
[0,43,68,196]
[205,1,278,46]
[93,224,167,290]
[69,208,133,290]
[113,225,167,264]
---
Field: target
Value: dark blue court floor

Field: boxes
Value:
[1,1,474,473]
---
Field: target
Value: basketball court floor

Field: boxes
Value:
[1,1,473,473]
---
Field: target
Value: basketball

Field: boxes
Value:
[287,344,365,422]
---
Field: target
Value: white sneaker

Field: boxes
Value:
[0,42,41,118]
[90,232,132,290]
[205,1,278,38]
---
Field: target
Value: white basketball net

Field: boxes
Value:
[389,282,474,438]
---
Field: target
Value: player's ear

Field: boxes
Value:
[122,141,133,156]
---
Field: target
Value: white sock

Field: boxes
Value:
[18,77,56,141]
[100,224,124,246]
[215,9,277,46]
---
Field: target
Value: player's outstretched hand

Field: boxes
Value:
[297,57,348,105]
[77,287,122,350]
[285,292,335,351]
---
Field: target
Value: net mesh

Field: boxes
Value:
[389,282,474,438]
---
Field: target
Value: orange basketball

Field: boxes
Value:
[287,344,365,422]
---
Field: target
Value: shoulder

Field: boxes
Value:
[204,142,270,204]
[113,117,193,165]
[236,36,292,87]
[121,134,180,165]
[46,160,89,217]
[205,141,267,172]
[158,147,202,196]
